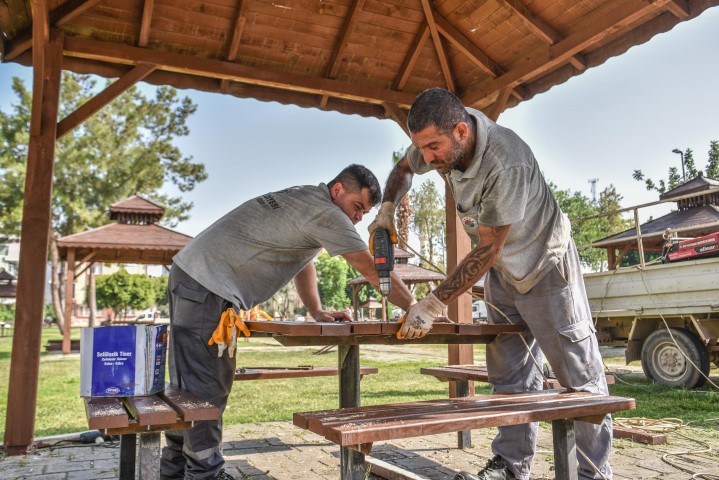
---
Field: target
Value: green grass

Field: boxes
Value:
[0,331,717,441]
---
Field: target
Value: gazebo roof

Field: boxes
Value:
[348,261,445,286]
[659,173,719,202]
[2,1,715,123]
[0,270,17,298]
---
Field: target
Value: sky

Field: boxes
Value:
[1,7,718,247]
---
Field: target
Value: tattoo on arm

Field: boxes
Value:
[435,244,493,302]
[383,160,412,203]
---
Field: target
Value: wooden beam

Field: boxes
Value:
[138,0,155,48]
[420,0,455,92]
[220,0,249,92]
[63,247,76,354]
[393,22,429,91]
[29,0,49,138]
[62,36,418,108]
[462,0,675,107]
[3,0,100,61]
[56,62,157,139]
[325,0,365,79]
[488,87,512,121]
[3,27,63,456]
[665,0,691,18]
[496,0,585,70]
[382,102,409,136]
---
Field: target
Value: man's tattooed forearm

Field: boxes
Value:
[435,244,493,302]
[384,168,411,203]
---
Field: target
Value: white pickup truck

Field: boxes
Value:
[132,311,170,325]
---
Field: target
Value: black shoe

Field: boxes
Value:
[454,455,517,480]
[211,469,237,480]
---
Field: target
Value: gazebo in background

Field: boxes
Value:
[590,174,719,269]
[56,195,192,353]
[348,246,445,321]
[0,270,18,301]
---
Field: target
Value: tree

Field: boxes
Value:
[632,141,719,193]
[550,182,630,271]
[95,269,157,321]
[315,252,351,310]
[391,149,414,248]
[409,179,446,271]
[0,73,207,330]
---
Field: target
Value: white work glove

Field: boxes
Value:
[368,201,398,252]
[397,293,445,339]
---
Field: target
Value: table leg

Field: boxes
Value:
[119,434,136,480]
[138,432,161,480]
[338,345,365,480]
[552,419,578,480]
[455,379,472,449]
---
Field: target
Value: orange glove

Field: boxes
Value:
[208,307,251,357]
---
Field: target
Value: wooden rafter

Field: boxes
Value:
[419,0,455,92]
[29,0,49,137]
[382,102,408,136]
[62,36,418,108]
[666,0,691,18]
[496,0,586,71]
[4,0,100,61]
[393,22,429,91]
[138,0,154,48]
[221,0,249,92]
[462,0,675,108]
[433,15,525,101]
[488,87,512,121]
[57,62,157,139]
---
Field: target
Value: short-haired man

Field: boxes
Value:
[162,164,416,480]
[370,89,611,480]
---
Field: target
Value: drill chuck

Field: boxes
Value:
[372,228,394,296]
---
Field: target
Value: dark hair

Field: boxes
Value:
[407,87,471,136]
[328,164,382,206]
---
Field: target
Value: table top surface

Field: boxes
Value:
[244,320,523,346]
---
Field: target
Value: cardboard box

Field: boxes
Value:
[80,324,168,397]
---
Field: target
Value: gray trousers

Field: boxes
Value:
[160,264,237,480]
[485,240,612,480]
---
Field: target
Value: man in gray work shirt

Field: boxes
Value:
[370,89,611,480]
[162,164,416,480]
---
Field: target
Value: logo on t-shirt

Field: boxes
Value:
[462,216,477,229]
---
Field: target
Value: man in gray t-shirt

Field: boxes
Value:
[370,89,611,480]
[161,164,416,480]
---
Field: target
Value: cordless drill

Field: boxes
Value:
[372,228,394,296]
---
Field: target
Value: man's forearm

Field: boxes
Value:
[382,156,414,204]
[294,262,322,317]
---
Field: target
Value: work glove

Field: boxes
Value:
[208,307,251,357]
[368,201,398,252]
[397,293,445,339]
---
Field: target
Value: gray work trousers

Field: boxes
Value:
[485,240,612,480]
[160,264,237,480]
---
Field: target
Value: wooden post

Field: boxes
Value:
[62,247,75,354]
[3,26,63,455]
[552,419,578,480]
[338,345,364,479]
[445,183,474,449]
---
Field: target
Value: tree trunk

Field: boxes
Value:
[88,266,97,327]
[396,196,412,248]
[49,233,65,335]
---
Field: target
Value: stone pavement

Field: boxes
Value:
[1,420,717,479]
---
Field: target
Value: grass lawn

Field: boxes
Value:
[0,329,717,441]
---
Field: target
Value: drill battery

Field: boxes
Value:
[665,231,719,262]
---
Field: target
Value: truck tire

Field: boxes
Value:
[641,328,709,388]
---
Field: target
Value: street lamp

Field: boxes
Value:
[672,148,685,181]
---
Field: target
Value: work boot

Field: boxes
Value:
[453,455,517,480]
[210,469,237,480]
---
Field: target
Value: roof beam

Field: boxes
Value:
[495,0,586,70]
[4,0,101,61]
[665,0,690,18]
[138,0,155,48]
[29,0,49,137]
[393,22,430,91]
[462,0,675,107]
[419,0,455,92]
[62,36,418,108]
[56,62,157,139]
[382,102,408,136]
[488,87,512,121]
[221,0,250,92]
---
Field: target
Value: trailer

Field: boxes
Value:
[584,256,719,388]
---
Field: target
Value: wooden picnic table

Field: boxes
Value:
[243,320,523,480]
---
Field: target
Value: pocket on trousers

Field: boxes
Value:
[171,282,209,330]
[557,321,600,387]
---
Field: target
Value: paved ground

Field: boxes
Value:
[1,419,717,479]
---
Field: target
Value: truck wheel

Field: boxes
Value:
[641,328,709,388]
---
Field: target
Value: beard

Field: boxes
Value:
[447,136,467,172]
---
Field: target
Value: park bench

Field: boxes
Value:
[44,338,80,352]
[294,390,635,480]
[235,365,378,380]
[84,385,219,480]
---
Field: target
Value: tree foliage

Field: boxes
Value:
[409,179,446,271]
[0,73,207,236]
[632,141,719,193]
[315,252,351,310]
[550,182,630,271]
[95,269,159,320]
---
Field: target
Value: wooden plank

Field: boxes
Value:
[124,395,177,426]
[364,456,428,480]
[321,322,352,336]
[420,365,615,389]
[349,322,384,335]
[245,320,323,335]
[85,397,130,430]
[613,425,667,445]
[159,384,219,422]
[234,366,378,380]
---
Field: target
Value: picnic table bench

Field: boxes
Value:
[235,365,379,380]
[84,385,219,480]
[294,390,635,480]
